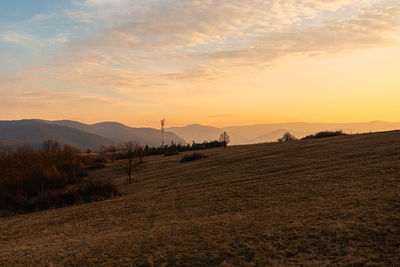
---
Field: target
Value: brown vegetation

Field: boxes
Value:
[118,141,144,183]
[219,131,231,148]
[302,130,347,140]
[1,132,400,265]
[180,152,206,163]
[277,131,297,142]
[0,140,118,214]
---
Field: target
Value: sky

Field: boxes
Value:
[0,0,399,128]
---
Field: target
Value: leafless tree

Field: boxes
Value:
[219,131,231,148]
[119,141,140,184]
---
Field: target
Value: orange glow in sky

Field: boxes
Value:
[1,1,399,128]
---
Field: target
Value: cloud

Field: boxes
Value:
[200,6,400,67]
[161,65,229,82]
[1,0,399,106]
[0,31,39,47]
[16,89,122,106]
[208,114,233,118]
[74,0,381,52]
[83,0,131,7]
[62,0,399,78]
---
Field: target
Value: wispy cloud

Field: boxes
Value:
[0,31,39,47]
[20,90,120,104]
[72,0,385,51]
[200,6,400,67]
[63,0,400,78]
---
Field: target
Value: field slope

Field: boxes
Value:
[1,131,400,266]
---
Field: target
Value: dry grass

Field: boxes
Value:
[1,131,400,266]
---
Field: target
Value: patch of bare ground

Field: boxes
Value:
[1,131,400,266]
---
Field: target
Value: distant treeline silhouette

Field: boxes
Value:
[111,140,226,159]
[302,130,346,140]
[149,140,226,155]
[277,130,347,143]
[98,140,226,184]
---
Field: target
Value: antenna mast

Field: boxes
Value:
[161,118,165,147]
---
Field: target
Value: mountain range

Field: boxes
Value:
[1,119,399,150]
[0,119,185,150]
[168,121,400,145]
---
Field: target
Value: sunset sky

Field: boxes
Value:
[1,0,399,128]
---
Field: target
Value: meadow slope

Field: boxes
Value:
[1,132,400,266]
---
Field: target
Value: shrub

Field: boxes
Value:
[33,180,119,211]
[87,163,107,170]
[277,132,297,142]
[164,151,179,157]
[180,152,206,163]
[302,130,346,140]
[82,154,107,170]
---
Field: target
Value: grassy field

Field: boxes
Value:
[1,131,400,266]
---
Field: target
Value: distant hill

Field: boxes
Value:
[46,120,185,147]
[168,121,400,145]
[2,119,398,149]
[0,120,116,150]
[0,119,186,150]
[167,124,248,144]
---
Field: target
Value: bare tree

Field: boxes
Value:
[42,139,60,156]
[119,141,140,184]
[136,145,145,164]
[219,131,231,148]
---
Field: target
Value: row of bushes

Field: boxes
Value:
[277,130,347,143]
[99,140,226,161]
[302,130,346,140]
[146,140,226,156]
[0,180,118,214]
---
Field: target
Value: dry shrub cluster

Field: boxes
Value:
[33,180,119,211]
[302,130,346,140]
[180,152,206,163]
[0,140,118,214]
[82,154,108,170]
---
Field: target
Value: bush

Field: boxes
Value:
[32,180,119,211]
[277,132,297,142]
[87,163,107,170]
[82,154,107,170]
[180,152,206,163]
[164,151,179,157]
[302,130,346,140]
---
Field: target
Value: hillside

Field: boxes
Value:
[168,121,400,145]
[1,131,400,265]
[0,120,116,150]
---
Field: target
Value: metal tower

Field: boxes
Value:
[161,118,165,147]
